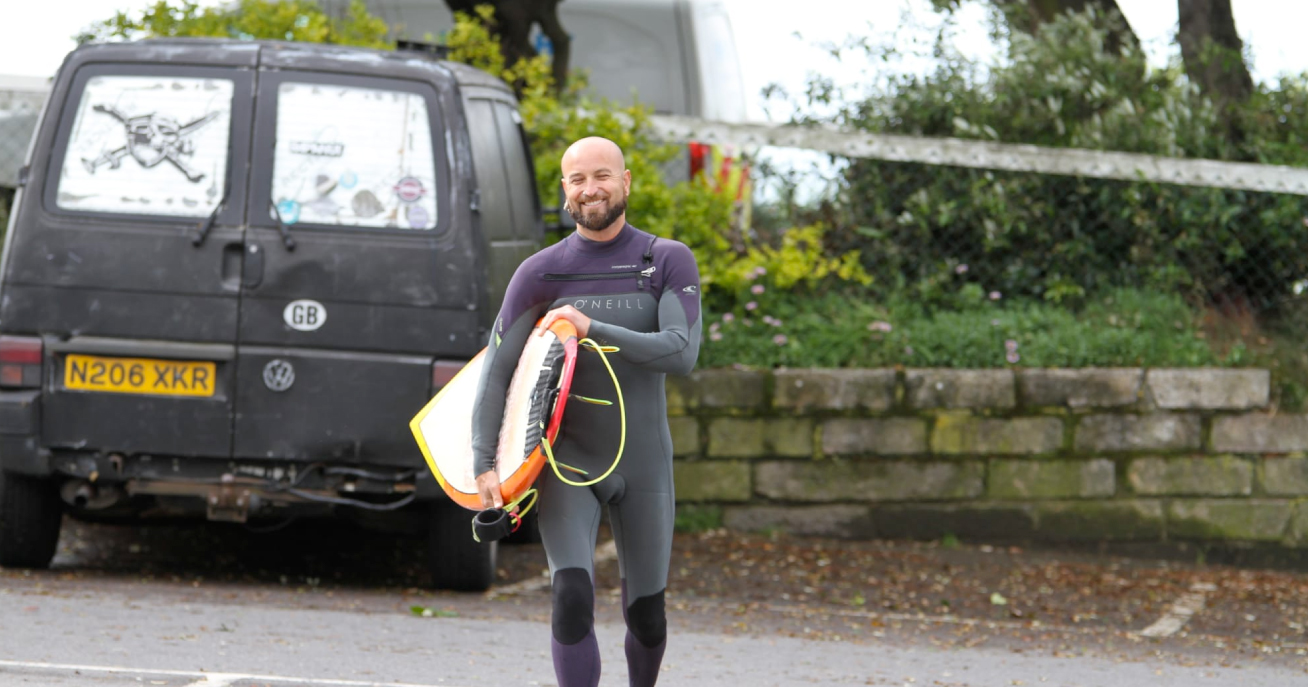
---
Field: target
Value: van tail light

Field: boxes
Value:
[431,359,467,394]
[0,335,43,389]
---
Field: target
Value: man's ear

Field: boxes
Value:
[623,169,632,193]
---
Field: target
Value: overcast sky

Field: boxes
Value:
[2,0,1306,123]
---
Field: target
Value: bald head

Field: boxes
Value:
[560,136,632,236]
[561,136,626,176]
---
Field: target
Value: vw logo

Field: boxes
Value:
[262,359,295,392]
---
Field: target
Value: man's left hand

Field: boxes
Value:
[537,304,591,338]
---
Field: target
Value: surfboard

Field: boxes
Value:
[409,320,579,511]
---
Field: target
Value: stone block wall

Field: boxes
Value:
[666,367,1308,549]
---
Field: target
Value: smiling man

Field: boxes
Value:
[471,136,702,687]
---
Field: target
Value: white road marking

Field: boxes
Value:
[1136,582,1217,638]
[0,659,456,687]
[488,538,618,598]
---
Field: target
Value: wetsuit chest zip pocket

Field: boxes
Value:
[543,268,654,290]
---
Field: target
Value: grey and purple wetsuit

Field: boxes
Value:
[471,223,702,687]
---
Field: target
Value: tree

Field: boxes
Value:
[1177,0,1253,148]
[931,0,1137,55]
[1008,0,1137,55]
[444,0,571,92]
[80,0,391,48]
[932,0,1253,150]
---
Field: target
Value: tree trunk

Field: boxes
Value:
[1176,0,1253,149]
[444,0,571,91]
[1018,0,1138,55]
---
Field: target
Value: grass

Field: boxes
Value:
[699,287,1228,370]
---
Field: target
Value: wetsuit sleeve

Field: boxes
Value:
[586,240,702,375]
[471,262,551,477]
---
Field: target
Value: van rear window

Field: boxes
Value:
[55,76,233,217]
[271,83,438,231]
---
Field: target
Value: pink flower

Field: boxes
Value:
[868,321,892,333]
[745,301,758,311]
[1005,339,1018,352]
[709,322,720,333]
[904,345,914,356]
[990,319,1000,326]
[773,334,788,346]
[955,264,969,274]
[989,291,1002,301]
[754,266,767,277]
[770,318,783,327]
[722,313,734,323]
[1006,351,1020,364]
[751,284,765,295]
[710,331,723,342]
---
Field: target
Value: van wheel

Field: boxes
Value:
[427,503,496,591]
[0,472,63,569]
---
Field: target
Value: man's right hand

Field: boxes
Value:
[475,470,504,509]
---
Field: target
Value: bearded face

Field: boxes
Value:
[566,187,628,231]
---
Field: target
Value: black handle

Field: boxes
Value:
[242,242,265,289]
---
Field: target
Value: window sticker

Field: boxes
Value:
[56,76,233,217]
[272,83,438,230]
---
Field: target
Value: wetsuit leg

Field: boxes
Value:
[538,470,604,687]
[610,486,675,687]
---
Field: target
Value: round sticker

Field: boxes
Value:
[276,199,301,225]
[339,170,358,189]
[406,204,430,229]
[394,176,426,203]
[283,299,327,332]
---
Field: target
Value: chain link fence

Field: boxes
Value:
[651,115,1308,399]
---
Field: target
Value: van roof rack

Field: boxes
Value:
[395,39,451,60]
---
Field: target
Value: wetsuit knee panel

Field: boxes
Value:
[551,567,595,645]
[626,590,666,648]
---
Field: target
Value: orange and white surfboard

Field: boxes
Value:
[409,320,579,511]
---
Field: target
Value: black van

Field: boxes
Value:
[0,38,545,591]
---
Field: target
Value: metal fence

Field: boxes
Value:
[650,115,1308,361]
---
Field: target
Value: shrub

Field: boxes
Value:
[812,6,1308,314]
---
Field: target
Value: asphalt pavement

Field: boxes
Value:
[0,517,1302,686]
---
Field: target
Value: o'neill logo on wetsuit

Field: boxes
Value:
[574,298,646,310]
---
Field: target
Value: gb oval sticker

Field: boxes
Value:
[283,300,327,332]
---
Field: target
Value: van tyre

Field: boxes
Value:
[0,472,63,569]
[427,503,496,591]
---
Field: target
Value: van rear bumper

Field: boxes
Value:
[0,391,47,475]
[50,452,434,522]
[0,390,40,434]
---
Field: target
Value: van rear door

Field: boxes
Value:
[233,65,480,466]
[1,60,254,458]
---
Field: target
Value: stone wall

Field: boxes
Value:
[665,367,1308,549]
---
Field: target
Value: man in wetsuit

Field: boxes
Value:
[471,136,702,687]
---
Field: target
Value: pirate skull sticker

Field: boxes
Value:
[82,104,221,183]
[56,76,233,218]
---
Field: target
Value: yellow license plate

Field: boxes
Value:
[64,354,216,397]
